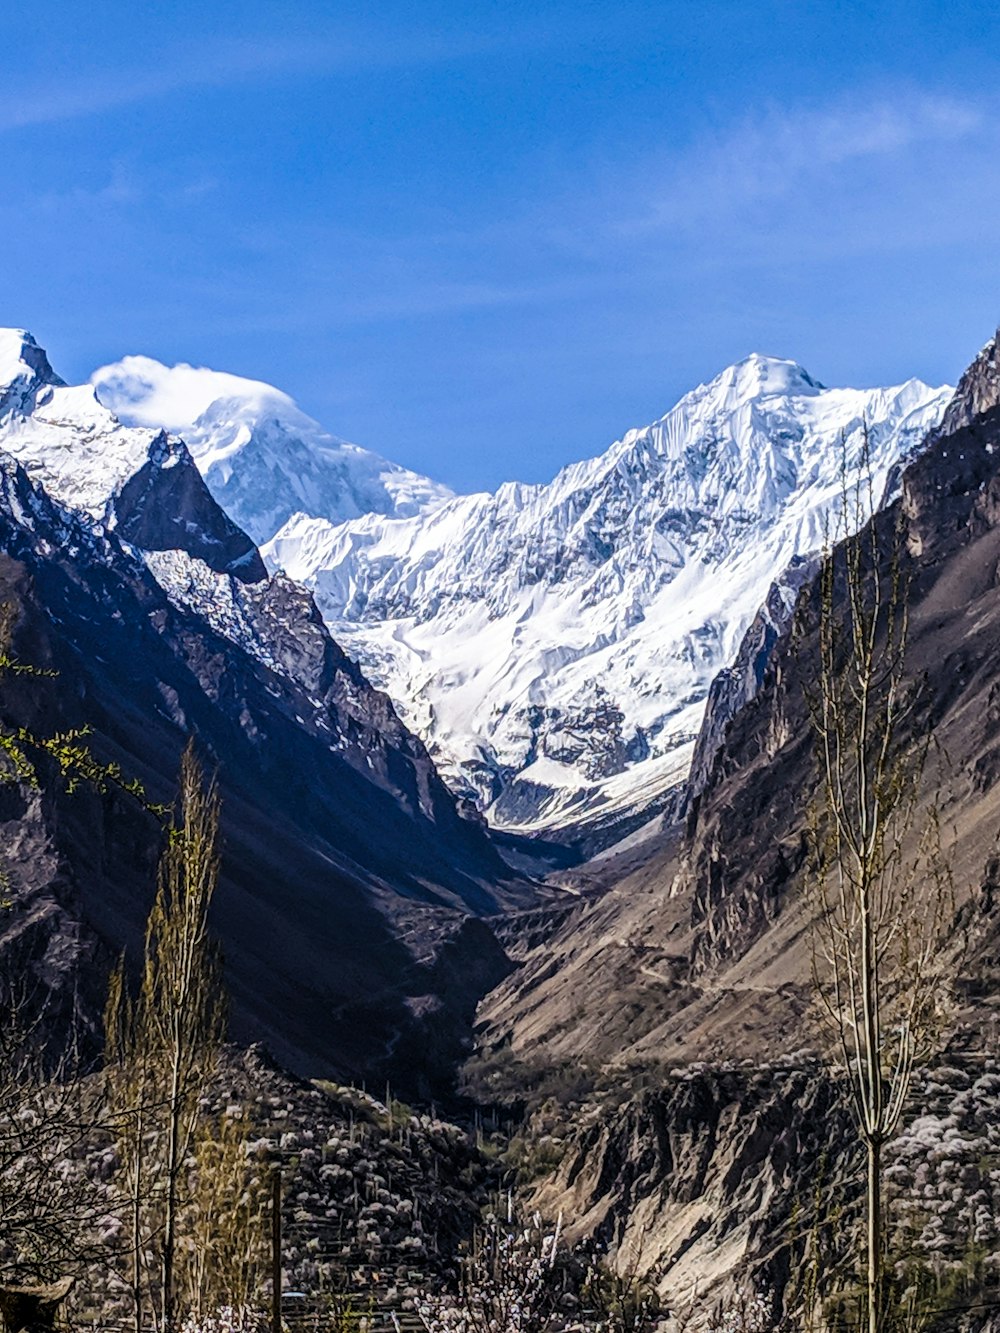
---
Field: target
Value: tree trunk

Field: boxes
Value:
[132,1110,143,1333]
[867,1136,882,1333]
[161,1044,183,1333]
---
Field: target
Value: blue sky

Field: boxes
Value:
[2,1,1000,492]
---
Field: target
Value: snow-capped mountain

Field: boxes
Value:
[22,328,951,841]
[261,355,951,835]
[0,327,514,902]
[0,326,534,1087]
[92,355,452,545]
[0,331,266,585]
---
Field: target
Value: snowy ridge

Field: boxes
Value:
[0,330,952,840]
[2,383,184,520]
[0,333,313,711]
[262,355,951,831]
[92,355,452,545]
[0,331,192,523]
[142,549,284,680]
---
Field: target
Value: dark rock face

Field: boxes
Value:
[686,554,819,806]
[0,451,534,1098]
[674,334,1000,978]
[113,432,267,582]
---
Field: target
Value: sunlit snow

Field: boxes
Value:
[92,356,453,544]
[0,332,953,836]
[261,355,951,829]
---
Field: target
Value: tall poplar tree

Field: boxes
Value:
[807,428,955,1333]
[106,742,226,1333]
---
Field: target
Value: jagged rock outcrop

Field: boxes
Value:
[932,331,1000,439]
[520,1056,1000,1321]
[527,1065,854,1315]
[112,431,266,581]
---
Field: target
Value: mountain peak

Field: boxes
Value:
[92,353,452,544]
[0,328,34,385]
[701,353,824,406]
[271,355,950,832]
[0,329,64,411]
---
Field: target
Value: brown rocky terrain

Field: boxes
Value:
[478,334,1000,1077]
[466,334,1000,1312]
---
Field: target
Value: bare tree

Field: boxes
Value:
[0,985,111,1283]
[148,744,226,1332]
[806,426,955,1333]
[105,958,153,1333]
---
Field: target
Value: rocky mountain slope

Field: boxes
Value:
[91,349,950,848]
[503,1057,1000,1323]
[0,329,536,1097]
[476,334,1000,1081]
[466,332,1000,1312]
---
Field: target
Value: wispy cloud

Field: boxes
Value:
[158,85,999,343]
[0,28,511,134]
[5,158,220,216]
[630,90,990,235]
